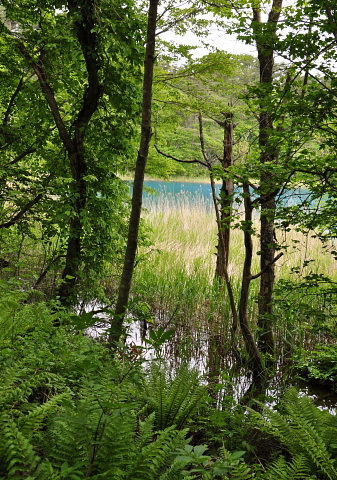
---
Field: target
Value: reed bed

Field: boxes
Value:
[133,192,337,366]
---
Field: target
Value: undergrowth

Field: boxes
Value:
[1,281,337,479]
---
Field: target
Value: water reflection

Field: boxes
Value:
[85,308,337,412]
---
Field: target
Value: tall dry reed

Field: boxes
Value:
[132,192,337,364]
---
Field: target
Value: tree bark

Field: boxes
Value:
[215,111,235,277]
[252,0,283,357]
[58,0,103,307]
[110,0,158,346]
[238,183,264,376]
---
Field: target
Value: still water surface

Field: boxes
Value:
[139,180,311,209]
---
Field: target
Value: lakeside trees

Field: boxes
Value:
[1,0,337,384]
[0,0,144,305]
[146,0,337,377]
[1,0,337,477]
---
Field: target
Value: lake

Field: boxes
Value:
[138,179,312,209]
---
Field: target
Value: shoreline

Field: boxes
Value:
[120,173,221,184]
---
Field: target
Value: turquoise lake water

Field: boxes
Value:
[139,180,311,208]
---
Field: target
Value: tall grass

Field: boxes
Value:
[133,192,337,366]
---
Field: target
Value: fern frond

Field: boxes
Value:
[146,363,206,430]
[134,413,156,449]
[87,469,124,479]
[158,458,191,480]
[127,426,188,480]
[251,387,337,480]
[264,455,315,480]
[0,412,42,479]
[18,392,72,437]
[0,370,62,409]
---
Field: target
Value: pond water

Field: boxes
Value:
[86,309,337,412]
[108,179,334,408]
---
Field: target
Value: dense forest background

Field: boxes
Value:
[1,0,337,478]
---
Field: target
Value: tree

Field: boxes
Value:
[110,1,222,345]
[110,0,159,346]
[0,0,144,305]
[151,53,269,375]
[250,0,284,358]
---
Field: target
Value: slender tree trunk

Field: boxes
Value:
[238,183,264,376]
[204,114,263,374]
[215,111,235,277]
[209,112,239,381]
[258,191,277,356]
[252,0,283,357]
[109,0,158,347]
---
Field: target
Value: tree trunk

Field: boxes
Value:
[215,112,235,277]
[252,0,283,357]
[19,0,103,307]
[258,192,276,356]
[238,183,264,376]
[58,160,87,306]
[110,0,158,347]
[58,0,103,306]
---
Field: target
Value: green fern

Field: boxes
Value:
[0,368,63,409]
[1,412,43,479]
[263,455,317,480]
[145,363,207,430]
[0,384,71,479]
[251,387,337,480]
[157,460,190,480]
[48,399,190,479]
[126,426,189,480]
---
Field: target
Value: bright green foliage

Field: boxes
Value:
[0,0,144,301]
[296,344,337,383]
[4,279,337,480]
[263,455,316,480]
[144,326,175,357]
[145,362,207,430]
[148,52,258,179]
[46,406,190,479]
[1,283,259,480]
[0,283,192,479]
[175,445,252,480]
[251,388,337,480]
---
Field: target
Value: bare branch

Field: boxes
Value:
[0,193,43,229]
[250,252,284,280]
[154,143,209,168]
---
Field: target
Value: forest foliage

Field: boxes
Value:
[1,0,337,478]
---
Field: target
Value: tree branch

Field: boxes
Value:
[154,143,208,168]
[0,193,44,229]
[2,77,24,128]
[198,111,212,167]
[8,147,37,165]
[17,42,74,154]
[33,254,66,288]
[69,0,104,146]
[250,252,284,280]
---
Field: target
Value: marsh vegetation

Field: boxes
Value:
[2,0,337,478]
